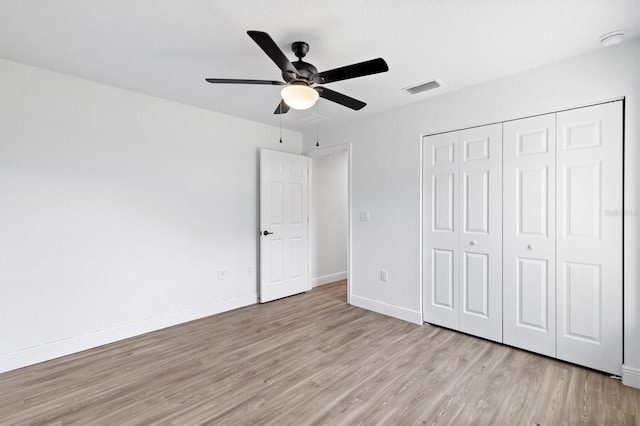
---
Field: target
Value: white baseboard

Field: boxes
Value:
[622,364,640,388]
[350,294,422,325]
[312,271,348,287]
[0,293,258,374]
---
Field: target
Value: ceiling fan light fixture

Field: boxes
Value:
[207,31,388,114]
[281,84,319,110]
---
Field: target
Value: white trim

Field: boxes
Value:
[418,133,424,322]
[347,145,353,305]
[350,294,422,325]
[622,364,640,389]
[0,293,257,373]
[308,152,314,294]
[312,271,348,287]
[307,152,314,295]
[306,144,350,158]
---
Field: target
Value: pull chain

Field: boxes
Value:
[315,101,319,147]
[279,102,283,143]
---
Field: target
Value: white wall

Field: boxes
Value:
[0,59,302,372]
[310,150,348,286]
[302,40,640,386]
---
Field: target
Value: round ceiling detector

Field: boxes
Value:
[600,30,625,47]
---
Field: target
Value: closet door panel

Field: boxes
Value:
[423,132,459,328]
[458,124,502,342]
[503,114,556,357]
[556,102,622,375]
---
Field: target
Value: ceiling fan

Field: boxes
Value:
[206,31,389,114]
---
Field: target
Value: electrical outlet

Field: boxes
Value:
[360,210,370,221]
[247,266,255,275]
[380,270,388,282]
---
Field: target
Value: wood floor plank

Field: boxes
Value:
[1,280,639,425]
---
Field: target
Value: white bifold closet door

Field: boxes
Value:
[503,114,557,357]
[423,131,459,330]
[423,124,503,343]
[555,102,622,375]
[503,102,622,375]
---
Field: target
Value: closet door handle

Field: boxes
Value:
[262,230,274,236]
[527,244,535,250]
[470,240,478,245]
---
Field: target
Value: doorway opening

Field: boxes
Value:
[308,145,351,303]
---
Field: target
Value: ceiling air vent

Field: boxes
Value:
[296,113,332,124]
[403,79,442,95]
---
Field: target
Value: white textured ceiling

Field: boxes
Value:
[0,0,638,132]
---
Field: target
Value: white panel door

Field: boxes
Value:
[458,124,503,342]
[556,102,622,375]
[423,131,460,329]
[503,114,556,357]
[260,149,310,303]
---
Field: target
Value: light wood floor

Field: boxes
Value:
[1,281,639,425]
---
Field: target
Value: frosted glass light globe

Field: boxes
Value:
[281,84,319,110]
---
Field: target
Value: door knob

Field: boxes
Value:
[262,230,274,236]
[470,240,478,245]
[527,244,535,250]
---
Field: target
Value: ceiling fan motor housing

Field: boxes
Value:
[291,61,318,82]
[280,41,318,83]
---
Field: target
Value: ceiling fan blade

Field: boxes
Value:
[274,99,290,114]
[312,58,389,84]
[247,31,299,81]
[205,78,285,85]
[316,87,366,110]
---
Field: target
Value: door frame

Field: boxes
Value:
[307,144,352,303]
